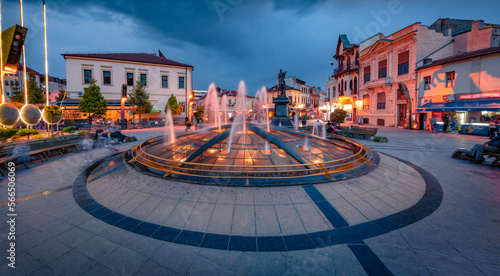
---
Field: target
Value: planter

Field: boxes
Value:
[302,121,307,126]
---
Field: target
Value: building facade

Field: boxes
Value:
[62,52,193,120]
[357,20,474,128]
[2,64,66,103]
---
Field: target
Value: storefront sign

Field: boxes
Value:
[458,92,500,100]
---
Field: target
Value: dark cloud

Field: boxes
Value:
[3,0,500,95]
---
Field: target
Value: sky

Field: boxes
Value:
[2,0,500,95]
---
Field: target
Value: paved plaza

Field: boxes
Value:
[0,126,499,275]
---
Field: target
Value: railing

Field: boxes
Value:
[333,62,359,75]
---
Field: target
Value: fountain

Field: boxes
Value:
[222,94,228,125]
[312,123,316,136]
[322,124,326,139]
[205,83,221,132]
[256,87,270,132]
[164,108,176,145]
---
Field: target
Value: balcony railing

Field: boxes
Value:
[333,61,359,75]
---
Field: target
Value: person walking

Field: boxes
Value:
[81,134,94,163]
[442,113,449,133]
[430,116,438,133]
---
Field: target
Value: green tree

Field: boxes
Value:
[55,89,66,102]
[27,73,44,104]
[330,109,348,124]
[9,80,23,103]
[78,79,107,119]
[128,81,153,123]
[165,94,183,115]
[9,74,45,104]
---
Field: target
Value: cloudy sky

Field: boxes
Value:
[3,0,500,95]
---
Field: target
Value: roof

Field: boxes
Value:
[267,85,301,92]
[339,35,351,49]
[417,46,500,70]
[62,53,193,68]
[17,64,42,76]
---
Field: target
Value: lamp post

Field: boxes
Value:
[121,97,126,130]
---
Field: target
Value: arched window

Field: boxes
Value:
[355,52,359,65]
[349,80,353,91]
[363,94,370,110]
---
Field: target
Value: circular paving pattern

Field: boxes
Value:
[73,151,442,252]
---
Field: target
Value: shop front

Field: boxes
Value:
[417,95,500,135]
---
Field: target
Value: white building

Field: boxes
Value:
[62,52,193,119]
[2,64,66,103]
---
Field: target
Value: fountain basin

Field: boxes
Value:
[128,124,378,186]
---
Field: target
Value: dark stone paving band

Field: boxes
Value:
[73,152,442,253]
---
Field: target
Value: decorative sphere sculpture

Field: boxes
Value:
[42,108,63,124]
[20,104,42,125]
[0,103,20,126]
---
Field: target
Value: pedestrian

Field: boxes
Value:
[81,134,94,163]
[442,113,449,133]
[466,134,500,164]
[12,140,31,169]
[430,116,438,133]
[489,118,498,138]
[155,119,159,127]
[185,122,192,133]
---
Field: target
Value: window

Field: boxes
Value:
[364,66,371,83]
[288,96,292,102]
[179,76,185,89]
[126,73,134,86]
[378,60,387,78]
[377,92,386,109]
[103,71,111,85]
[424,76,431,90]
[140,74,147,86]
[398,51,409,75]
[446,71,455,87]
[228,99,232,106]
[4,80,8,86]
[84,69,92,84]
[363,95,370,110]
[353,77,358,94]
[162,75,168,88]
[349,80,353,91]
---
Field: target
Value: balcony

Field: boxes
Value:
[384,77,393,86]
[333,61,359,76]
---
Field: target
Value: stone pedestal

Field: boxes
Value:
[271,96,293,127]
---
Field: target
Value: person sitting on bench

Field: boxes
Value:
[108,123,127,143]
[95,126,110,147]
[467,135,500,164]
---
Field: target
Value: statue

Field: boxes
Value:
[277,69,287,97]
[271,69,293,127]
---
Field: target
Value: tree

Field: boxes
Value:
[330,109,348,125]
[9,80,23,103]
[78,79,107,119]
[27,73,44,104]
[9,74,45,104]
[128,81,153,123]
[165,94,183,115]
[55,89,66,102]
[194,105,204,122]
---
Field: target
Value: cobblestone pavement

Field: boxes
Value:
[0,126,499,275]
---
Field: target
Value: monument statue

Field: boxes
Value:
[277,69,287,97]
[271,69,293,127]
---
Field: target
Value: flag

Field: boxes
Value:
[329,61,334,66]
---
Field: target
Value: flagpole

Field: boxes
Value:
[43,0,49,106]
[20,0,28,106]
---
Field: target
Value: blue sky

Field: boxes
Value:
[3,0,500,95]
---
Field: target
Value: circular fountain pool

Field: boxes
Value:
[127,124,378,186]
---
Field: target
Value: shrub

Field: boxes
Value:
[18,129,40,140]
[0,128,19,142]
[330,109,348,124]
[78,130,89,135]
[62,126,76,133]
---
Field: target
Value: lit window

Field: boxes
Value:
[140,74,147,86]
[363,94,370,110]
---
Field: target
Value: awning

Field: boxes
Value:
[150,108,162,113]
[417,100,500,112]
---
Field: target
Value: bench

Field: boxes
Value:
[349,127,378,139]
[0,136,83,176]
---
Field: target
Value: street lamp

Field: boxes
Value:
[121,84,127,130]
